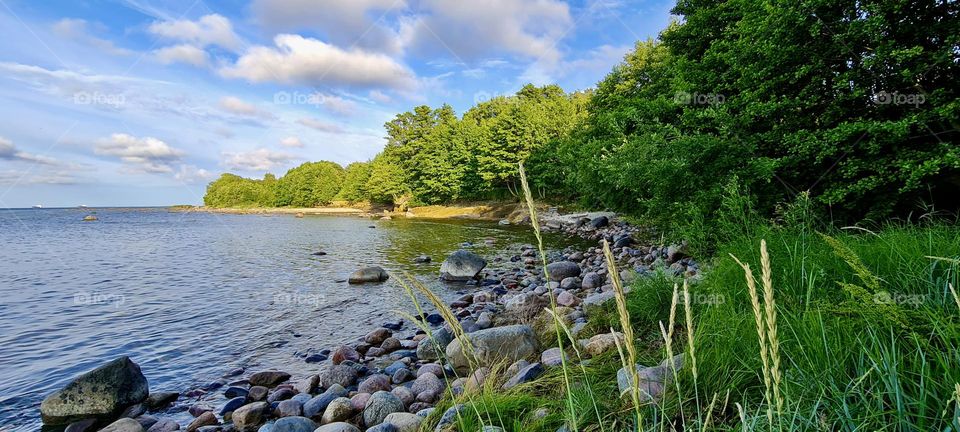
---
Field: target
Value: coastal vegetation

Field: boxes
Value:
[193,0,960,430]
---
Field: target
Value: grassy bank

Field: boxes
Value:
[414,217,960,430]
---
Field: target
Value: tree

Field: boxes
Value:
[275,161,345,207]
[336,162,372,202]
[203,173,275,207]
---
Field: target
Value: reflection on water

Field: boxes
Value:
[0,208,574,430]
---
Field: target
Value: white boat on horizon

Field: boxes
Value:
[32,204,42,209]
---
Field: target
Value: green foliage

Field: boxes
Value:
[202,173,276,208]
[274,161,345,207]
[335,162,371,202]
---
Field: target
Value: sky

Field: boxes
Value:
[0,0,674,208]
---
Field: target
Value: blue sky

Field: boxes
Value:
[0,0,674,207]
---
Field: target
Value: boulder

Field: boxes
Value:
[415,327,453,362]
[185,411,217,432]
[320,397,354,424]
[363,391,405,427]
[581,332,624,357]
[248,371,290,387]
[303,384,347,418]
[99,418,144,432]
[314,423,360,432]
[144,392,179,410]
[318,365,358,389]
[616,354,684,404]
[383,412,422,432]
[145,419,179,432]
[439,250,487,281]
[348,266,389,284]
[581,272,604,289]
[546,261,581,281]
[270,416,316,432]
[40,356,149,425]
[331,346,359,365]
[445,325,537,372]
[276,399,303,417]
[588,216,609,228]
[502,363,544,389]
[232,402,269,431]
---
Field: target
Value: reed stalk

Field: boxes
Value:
[603,240,644,428]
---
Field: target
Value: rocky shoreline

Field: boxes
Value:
[40,214,699,432]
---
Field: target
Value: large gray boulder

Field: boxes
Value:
[439,250,486,281]
[40,356,149,425]
[232,402,269,431]
[445,325,537,372]
[348,266,389,284]
[363,391,405,427]
[546,261,581,281]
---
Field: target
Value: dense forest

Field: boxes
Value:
[205,0,959,243]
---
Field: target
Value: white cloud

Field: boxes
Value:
[279,136,304,148]
[219,34,416,90]
[51,18,134,56]
[297,118,345,134]
[174,164,213,183]
[222,148,295,171]
[154,44,209,67]
[0,170,79,185]
[401,0,573,64]
[148,14,242,51]
[94,133,185,173]
[251,0,405,54]
[218,96,275,120]
[315,93,357,116]
[0,136,59,165]
[368,89,393,104]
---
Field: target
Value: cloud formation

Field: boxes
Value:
[154,44,210,67]
[148,14,242,51]
[280,136,304,148]
[297,117,345,133]
[219,34,416,90]
[94,133,185,173]
[51,18,134,56]
[251,0,405,54]
[0,137,59,165]
[401,0,573,64]
[218,96,275,120]
[222,148,295,171]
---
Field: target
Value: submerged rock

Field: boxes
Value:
[40,356,149,425]
[439,250,487,281]
[348,266,390,284]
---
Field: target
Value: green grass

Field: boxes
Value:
[414,199,960,431]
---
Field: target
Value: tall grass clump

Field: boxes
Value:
[519,162,582,430]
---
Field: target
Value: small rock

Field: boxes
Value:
[348,266,389,284]
[186,412,217,432]
[541,347,566,367]
[293,375,319,394]
[249,371,290,387]
[331,346,360,365]
[358,374,391,394]
[582,332,624,357]
[502,363,544,389]
[303,384,348,418]
[248,386,269,401]
[413,255,431,263]
[318,365,358,389]
[99,418,144,432]
[219,397,247,416]
[145,392,179,410]
[145,419,179,432]
[277,399,303,417]
[557,291,579,307]
[365,328,393,345]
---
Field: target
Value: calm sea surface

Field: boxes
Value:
[0,208,574,430]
